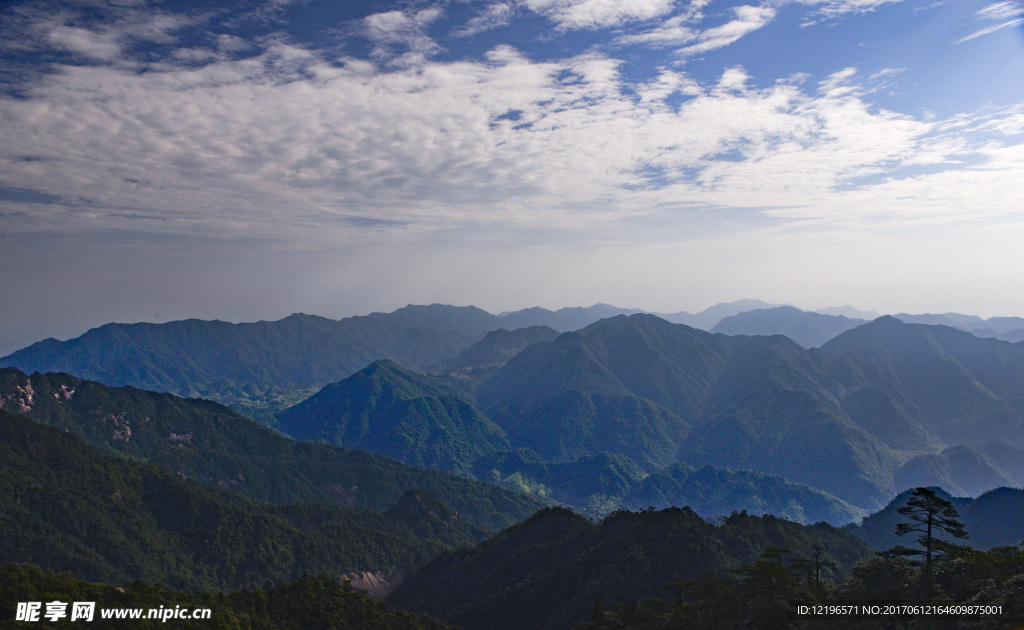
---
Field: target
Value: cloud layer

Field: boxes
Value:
[2,21,1019,243]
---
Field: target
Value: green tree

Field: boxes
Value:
[893,487,968,567]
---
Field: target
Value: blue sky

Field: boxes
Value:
[1,0,1023,352]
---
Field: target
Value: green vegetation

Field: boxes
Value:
[0,305,505,418]
[275,360,511,475]
[0,368,546,532]
[571,543,1024,629]
[891,487,968,566]
[0,409,485,591]
[389,506,872,630]
[0,563,450,629]
[473,450,648,517]
[621,463,865,525]
[572,507,1024,630]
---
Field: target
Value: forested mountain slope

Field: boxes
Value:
[0,368,546,531]
[275,314,1024,514]
[0,409,483,591]
[275,360,511,474]
[389,506,872,630]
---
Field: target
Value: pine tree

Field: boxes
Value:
[892,487,968,566]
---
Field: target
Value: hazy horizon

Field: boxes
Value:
[2,0,1023,355]
[8,297,1024,357]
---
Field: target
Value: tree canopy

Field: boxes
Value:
[892,487,968,566]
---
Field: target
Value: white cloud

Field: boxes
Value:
[634,69,702,103]
[956,1,1024,43]
[457,3,516,36]
[522,0,677,29]
[7,2,204,66]
[47,25,124,61]
[797,0,905,20]
[869,67,905,80]
[955,20,1022,43]
[1,6,1022,252]
[616,15,698,47]
[677,5,777,56]
[364,8,444,64]
[977,0,1024,20]
[616,4,775,56]
[2,43,1017,244]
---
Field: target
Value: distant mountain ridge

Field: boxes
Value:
[273,313,1024,513]
[9,300,1024,516]
[711,306,867,348]
[0,300,802,420]
[1,305,504,420]
[6,300,1023,424]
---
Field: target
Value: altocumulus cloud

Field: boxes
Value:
[0,0,1021,247]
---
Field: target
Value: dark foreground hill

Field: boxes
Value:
[0,409,481,591]
[0,368,546,532]
[388,506,872,630]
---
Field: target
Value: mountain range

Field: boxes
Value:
[266,312,1024,518]
[7,299,1024,628]
[6,301,1022,424]
[6,302,1024,518]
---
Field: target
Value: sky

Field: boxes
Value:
[1,0,1023,354]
